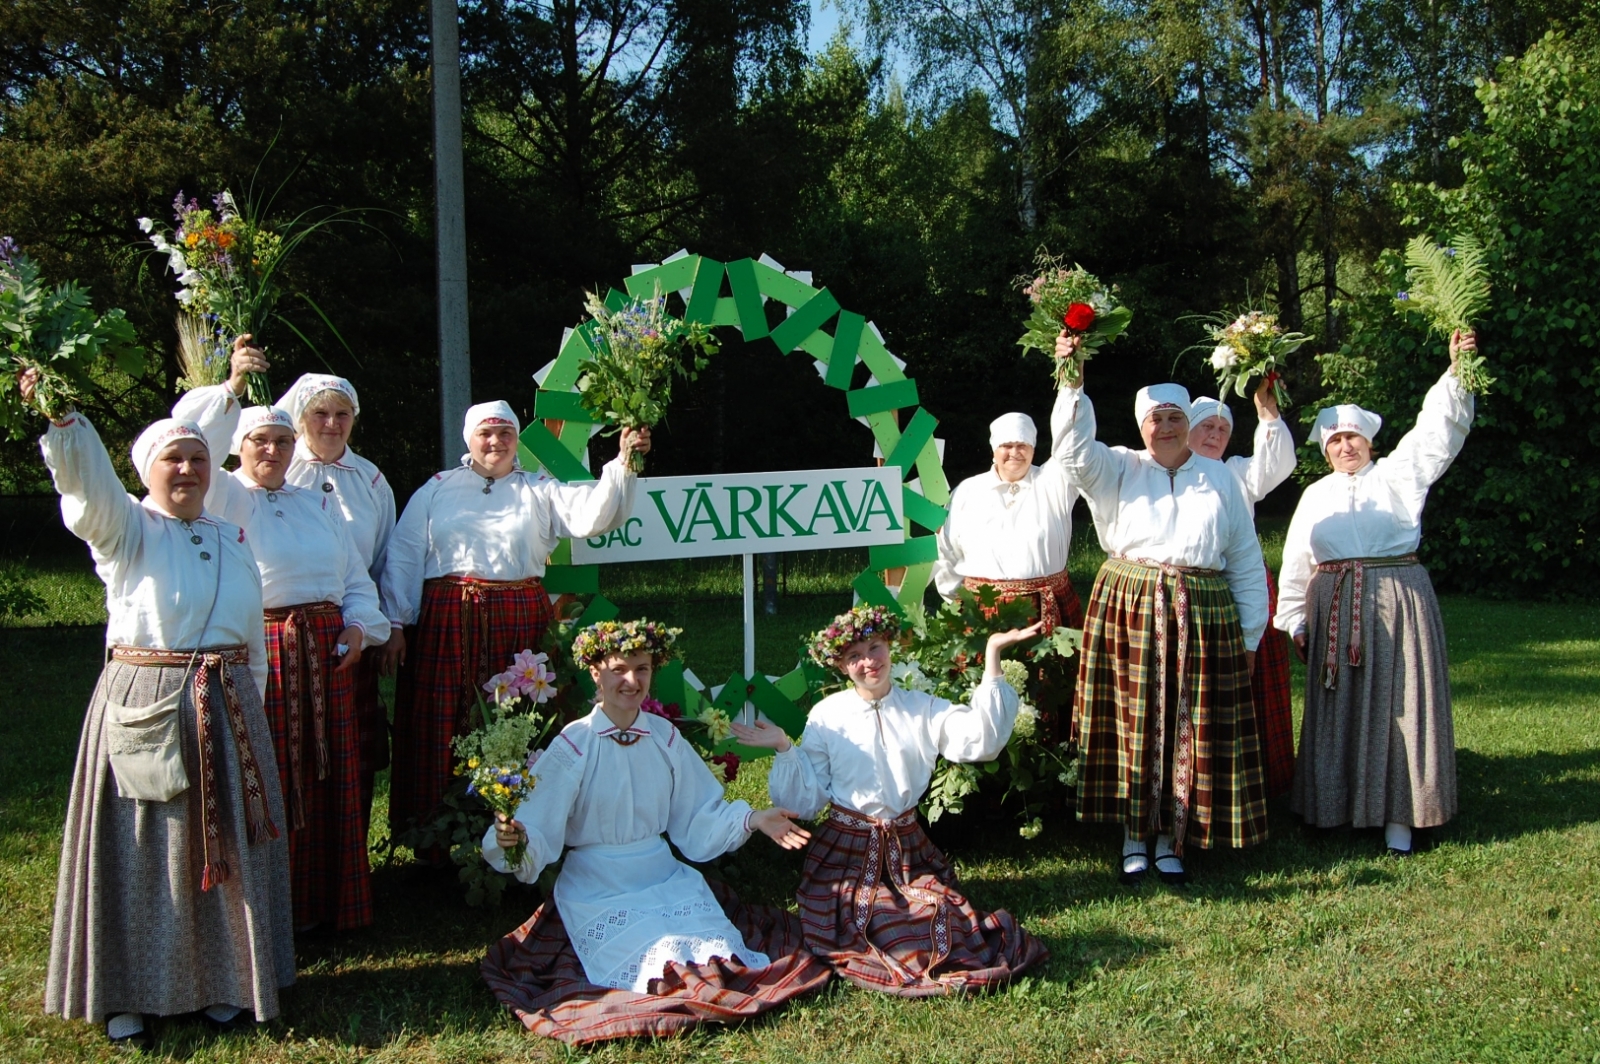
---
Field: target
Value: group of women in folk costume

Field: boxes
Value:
[29,312,1477,1048]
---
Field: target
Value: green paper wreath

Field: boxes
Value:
[520,252,954,754]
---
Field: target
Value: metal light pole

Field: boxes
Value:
[432,0,472,467]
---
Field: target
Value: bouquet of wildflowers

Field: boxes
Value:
[575,285,718,470]
[454,649,560,870]
[139,188,361,406]
[1191,308,1311,409]
[0,238,146,437]
[1393,233,1493,395]
[1015,249,1133,388]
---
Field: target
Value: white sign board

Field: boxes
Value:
[571,466,906,564]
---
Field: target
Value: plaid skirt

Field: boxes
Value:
[797,806,1048,996]
[390,576,553,834]
[1073,559,1269,851]
[1254,566,1295,798]
[481,878,830,1044]
[263,601,371,931]
[354,650,388,820]
[46,651,294,1022]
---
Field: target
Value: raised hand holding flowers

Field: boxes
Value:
[575,285,718,471]
[1015,249,1133,388]
[0,238,146,436]
[1393,232,1493,395]
[1189,308,1311,408]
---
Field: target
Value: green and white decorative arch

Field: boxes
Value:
[516,251,953,738]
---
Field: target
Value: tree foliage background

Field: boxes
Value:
[0,0,1594,595]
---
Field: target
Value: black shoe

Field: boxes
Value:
[1154,854,1189,885]
[1119,852,1149,885]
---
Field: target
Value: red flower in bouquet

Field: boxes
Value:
[711,752,740,783]
[1063,302,1096,332]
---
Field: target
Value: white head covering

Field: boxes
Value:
[1135,383,1192,427]
[277,373,360,421]
[988,412,1038,449]
[231,405,296,455]
[1313,404,1383,451]
[463,400,521,446]
[130,419,207,487]
[1188,396,1235,428]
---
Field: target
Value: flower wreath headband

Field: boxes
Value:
[809,604,902,668]
[571,619,682,669]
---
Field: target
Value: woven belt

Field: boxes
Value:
[1109,557,1223,856]
[1314,554,1420,690]
[263,600,343,829]
[962,569,1080,633]
[827,805,949,982]
[110,644,278,890]
[430,575,542,726]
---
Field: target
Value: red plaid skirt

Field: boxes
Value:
[353,651,387,819]
[1254,566,1295,798]
[962,569,1085,632]
[797,806,1048,996]
[389,576,553,835]
[262,601,371,930]
[481,878,831,1044]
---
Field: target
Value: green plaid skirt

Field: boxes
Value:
[1072,559,1269,850]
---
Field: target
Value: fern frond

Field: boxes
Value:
[1396,232,1491,335]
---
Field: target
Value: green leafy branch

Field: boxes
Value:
[1394,232,1494,394]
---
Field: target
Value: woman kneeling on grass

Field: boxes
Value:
[479,619,831,1044]
[732,605,1050,996]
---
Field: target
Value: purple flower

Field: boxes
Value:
[0,236,18,264]
[1396,291,1409,301]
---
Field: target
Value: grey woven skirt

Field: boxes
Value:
[1291,560,1457,830]
[44,652,295,1022]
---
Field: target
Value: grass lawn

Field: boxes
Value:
[1,541,1598,1061]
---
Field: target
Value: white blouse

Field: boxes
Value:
[933,464,1079,597]
[767,679,1019,820]
[173,386,390,644]
[482,707,764,991]
[40,416,269,696]
[284,439,395,584]
[1051,386,1269,648]
[380,461,636,626]
[1225,416,1297,515]
[1274,370,1474,637]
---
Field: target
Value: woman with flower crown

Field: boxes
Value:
[479,619,830,1043]
[732,605,1049,995]
[379,403,645,854]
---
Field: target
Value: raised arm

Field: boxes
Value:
[1379,362,1475,515]
[172,383,247,519]
[39,415,140,563]
[1229,409,1297,505]
[1219,477,1269,649]
[1050,384,1129,513]
[931,624,1039,761]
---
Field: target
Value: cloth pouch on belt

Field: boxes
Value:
[105,683,190,802]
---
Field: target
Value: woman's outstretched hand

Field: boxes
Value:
[749,807,811,850]
[983,621,1046,679]
[1449,328,1477,371]
[729,719,791,752]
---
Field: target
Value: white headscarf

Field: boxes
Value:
[231,405,297,455]
[988,412,1038,449]
[462,400,521,446]
[1188,396,1235,428]
[130,419,207,487]
[1313,404,1383,450]
[1135,383,1192,427]
[277,373,360,421]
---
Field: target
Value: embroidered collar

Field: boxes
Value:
[595,709,652,745]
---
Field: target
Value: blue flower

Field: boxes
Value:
[1396,291,1409,301]
[0,236,17,265]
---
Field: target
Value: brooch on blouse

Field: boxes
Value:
[600,727,648,746]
